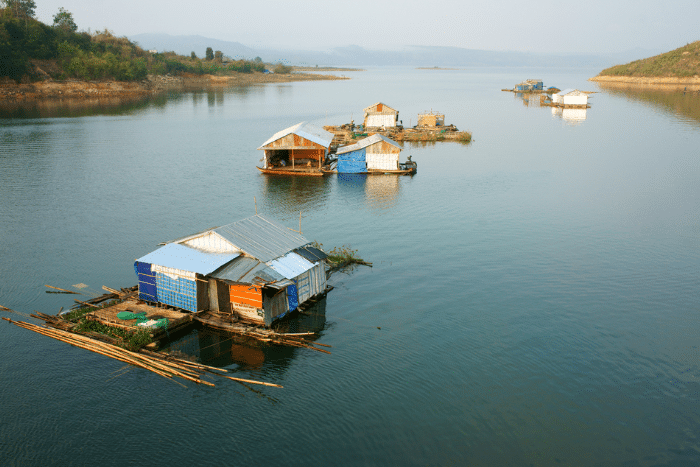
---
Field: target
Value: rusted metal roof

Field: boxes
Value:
[257,122,334,150]
[213,214,310,263]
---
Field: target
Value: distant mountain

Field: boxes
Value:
[130,33,257,59]
[130,33,660,69]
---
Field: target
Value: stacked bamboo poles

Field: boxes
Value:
[2,317,282,388]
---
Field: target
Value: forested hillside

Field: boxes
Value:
[0,1,269,83]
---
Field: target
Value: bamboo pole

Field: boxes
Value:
[221,375,283,388]
[45,285,80,294]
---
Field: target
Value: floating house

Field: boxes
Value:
[363,102,399,128]
[258,122,334,174]
[515,79,544,91]
[552,89,588,106]
[335,134,402,173]
[135,214,328,327]
[417,111,445,127]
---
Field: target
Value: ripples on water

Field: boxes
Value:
[1,68,700,465]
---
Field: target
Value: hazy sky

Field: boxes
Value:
[34,0,699,54]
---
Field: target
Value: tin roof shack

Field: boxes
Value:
[552,89,589,107]
[417,111,445,127]
[258,122,334,172]
[135,214,329,327]
[336,134,402,172]
[363,102,399,128]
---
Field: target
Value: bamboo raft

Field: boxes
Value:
[2,315,281,388]
[0,283,335,388]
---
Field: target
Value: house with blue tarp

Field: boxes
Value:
[135,214,328,327]
[335,134,402,173]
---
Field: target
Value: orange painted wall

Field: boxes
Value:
[229,284,262,308]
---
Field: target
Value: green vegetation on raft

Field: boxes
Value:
[61,300,119,323]
[597,41,700,78]
[74,318,153,351]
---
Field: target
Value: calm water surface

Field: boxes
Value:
[1,67,700,466]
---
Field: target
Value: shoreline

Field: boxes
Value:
[0,71,349,101]
[590,75,700,91]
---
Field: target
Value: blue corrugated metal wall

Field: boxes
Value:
[339,148,366,161]
[134,261,157,302]
[287,284,299,311]
[337,160,367,173]
[155,272,197,311]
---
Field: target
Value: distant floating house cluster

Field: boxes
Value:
[135,214,329,327]
[515,79,544,92]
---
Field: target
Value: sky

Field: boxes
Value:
[33,0,700,55]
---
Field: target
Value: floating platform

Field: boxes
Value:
[86,299,194,340]
[324,124,471,147]
[256,166,325,176]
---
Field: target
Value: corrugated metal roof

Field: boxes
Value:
[556,88,576,96]
[258,122,334,150]
[336,134,401,155]
[213,214,310,263]
[210,255,285,284]
[136,243,239,275]
[268,252,315,279]
[294,245,328,262]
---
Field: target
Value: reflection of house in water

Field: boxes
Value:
[163,296,328,369]
[551,106,588,125]
[365,174,400,210]
[260,175,331,216]
[335,172,401,210]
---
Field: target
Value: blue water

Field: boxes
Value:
[1,67,700,466]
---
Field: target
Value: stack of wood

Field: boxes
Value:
[2,316,282,388]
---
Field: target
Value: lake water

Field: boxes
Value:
[1,67,700,466]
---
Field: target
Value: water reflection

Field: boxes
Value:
[162,297,328,370]
[336,173,402,211]
[259,175,332,216]
[513,91,588,125]
[0,95,158,119]
[551,106,587,125]
[595,82,700,126]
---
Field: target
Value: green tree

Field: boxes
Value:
[1,0,36,19]
[214,50,222,62]
[254,56,262,63]
[52,7,77,32]
[190,51,196,59]
[205,47,213,61]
